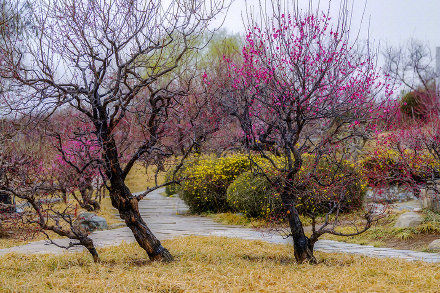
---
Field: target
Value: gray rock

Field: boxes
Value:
[366,186,416,203]
[428,239,440,251]
[394,212,423,228]
[420,188,440,213]
[73,212,108,234]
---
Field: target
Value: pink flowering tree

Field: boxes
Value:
[0,120,101,261]
[51,120,103,211]
[370,97,440,207]
[373,40,440,206]
[212,2,391,263]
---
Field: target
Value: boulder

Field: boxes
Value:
[394,212,423,228]
[73,212,108,234]
[420,188,440,213]
[428,239,440,251]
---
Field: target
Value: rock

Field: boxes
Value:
[366,186,416,204]
[420,188,440,213]
[428,239,440,251]
[394,212,423,228]
[73,212,108,234]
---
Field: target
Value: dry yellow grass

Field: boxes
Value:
[0,236,439,292]
[208,212,277,228]
[125,163,166,194]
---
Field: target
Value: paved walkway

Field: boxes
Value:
[1,189,440,263]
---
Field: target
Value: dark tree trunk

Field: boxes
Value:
[109,183,173,262]
[0,191,12,205]
[0,191,14,213]
[282,194,317,264]
[97,121,173,262]
[80,236,100,263]
[79,186,100,211]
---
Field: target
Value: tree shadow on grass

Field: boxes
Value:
[241,254,296,264]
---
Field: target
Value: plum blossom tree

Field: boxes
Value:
[212,1,391,263]
[0,120,101,261]
[376,40,440,204]
[51,118,103,211]
[0,0,229,262]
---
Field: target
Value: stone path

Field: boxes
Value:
[1,189,440,263]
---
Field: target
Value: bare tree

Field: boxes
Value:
[384,39,440,120]
[384,39,439,92]
[1,0,228,262]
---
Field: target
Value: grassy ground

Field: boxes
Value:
[208,211,440,252]
[206,212,270,228]
[323,210,440,251]
[1,236,439,292]
[124,164,166,194]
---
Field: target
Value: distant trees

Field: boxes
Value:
[379,40,440,205]
[209,0,390,263]
[384,39,440,121]
[0,0,228,262]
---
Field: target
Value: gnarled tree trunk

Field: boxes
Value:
[282,193,317,264]
[99,124,173,262]
[109,182,173,262]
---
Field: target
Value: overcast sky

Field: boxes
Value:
[218,0,440,55]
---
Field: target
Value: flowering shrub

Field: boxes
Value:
[227,171,282,218]
[178,152,366,217]
[179,154,252,213]
[361,145,439,188]
[294,155,367,215]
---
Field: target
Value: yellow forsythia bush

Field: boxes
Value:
[179,154,252,213]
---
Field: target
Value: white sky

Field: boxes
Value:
[218,0,440,56]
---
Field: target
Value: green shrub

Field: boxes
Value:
[227,154,366,218]
[400,91,422,119]
[164,167,183,196]
[227,171,282,218]
[180,154,251,213]
[294,155,367,215]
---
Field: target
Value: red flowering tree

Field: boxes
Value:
[213,2,391,263]
[374,40,440,207]
[369,98,440,208]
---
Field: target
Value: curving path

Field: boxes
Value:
[1,188,440,263]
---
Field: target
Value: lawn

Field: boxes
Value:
[0,236,439,292]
